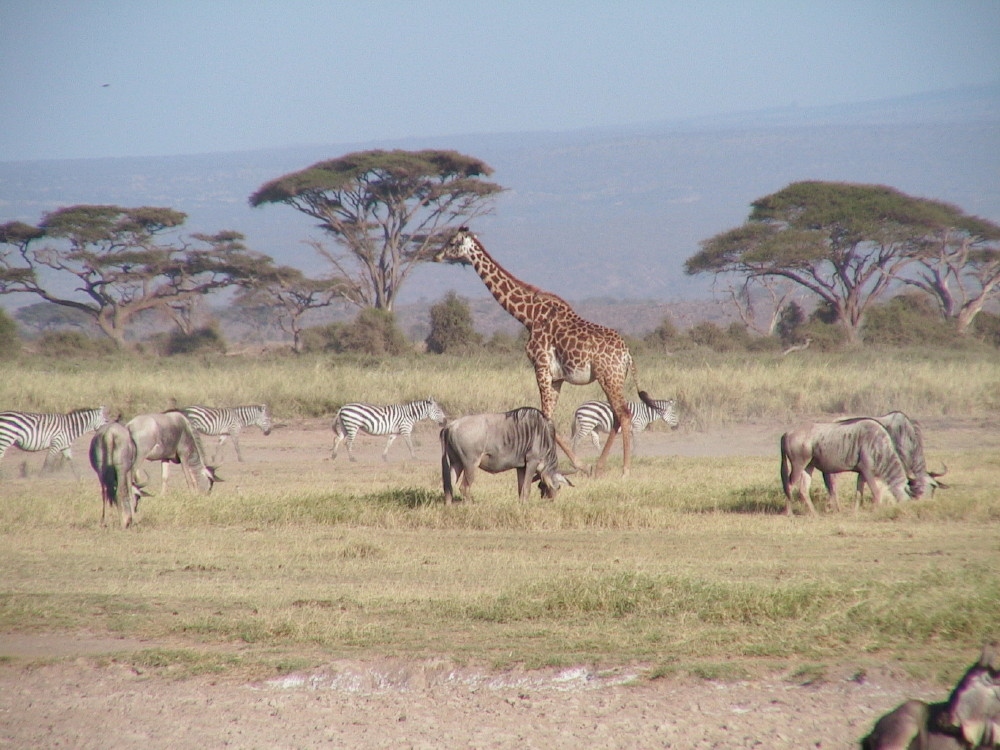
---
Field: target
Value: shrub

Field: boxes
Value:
[425,292,482,354]
[971,311,1000,348]
[299,324,338,354]
[862,294,956,347]
[643,316,681,353]
[688,322,728,350]
[325,308,409,355]
[0,306,21,358]
[34,330,116,358]
[483,329,525,355]
[799,320,847,352]
[164,326,227,355]
[775,302,806,347]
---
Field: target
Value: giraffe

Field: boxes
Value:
[434,226,658,477]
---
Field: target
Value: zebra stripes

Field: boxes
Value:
[571,398,679,452]
[179,404,272,462]
[333,398,446,462]
[0,406,109,474]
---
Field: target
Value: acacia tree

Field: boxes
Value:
[0,205,270,347]
[249,149,503,312]
[902,213,1000,334]
[236,265,348,353]
[685,182,987,343]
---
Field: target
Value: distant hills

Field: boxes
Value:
[1,83,998,336]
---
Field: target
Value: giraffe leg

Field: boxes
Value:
[598,393,632,477]
[536,371,586,473]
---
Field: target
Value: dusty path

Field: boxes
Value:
[1,417,992,749]
[0,649,948,749]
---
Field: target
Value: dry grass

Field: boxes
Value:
[0,349,998,684]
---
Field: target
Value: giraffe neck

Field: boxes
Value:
[466,240,545,328]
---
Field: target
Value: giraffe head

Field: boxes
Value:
[434,226,477,265]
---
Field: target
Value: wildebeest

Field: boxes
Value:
[126,411,219,493]
[88,421,145,528]
[836,411,947,503]
[861,642,1000,749]
[440,407,572,504]
[780,419,911,515]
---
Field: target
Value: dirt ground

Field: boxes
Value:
[1,417,995,749]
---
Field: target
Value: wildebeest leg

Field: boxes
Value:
[822,472,842,512]
[516,466,528,500]
[798,465,818,515]
[441,452,455,505]
[459,463,475,503]
[861,469,887,507]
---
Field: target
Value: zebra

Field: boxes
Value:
[0,406,110,476]
[571,398,679,453]
[178,404,273,463]
[333,397,446,462]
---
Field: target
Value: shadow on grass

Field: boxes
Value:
[702,485,788,515]
[366,487,441,508]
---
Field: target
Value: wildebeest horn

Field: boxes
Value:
[930,464,948,478]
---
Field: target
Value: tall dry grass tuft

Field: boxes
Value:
[1,349,996,427]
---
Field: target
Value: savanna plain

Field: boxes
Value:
[1,349,998,749]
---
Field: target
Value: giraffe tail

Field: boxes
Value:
[628,356,658,412]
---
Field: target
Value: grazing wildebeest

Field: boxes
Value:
[440,407,573,504]
[126,411,219,493]
[861,642,1000,749]
[780,419,911,515]
[835,412,947,503]
[88,421,145,528]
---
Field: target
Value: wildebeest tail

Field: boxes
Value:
[779,433,792,499]
[102,465,120,508]
[439,427,454,501]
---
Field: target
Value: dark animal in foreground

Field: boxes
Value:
[440,407,573,504]
[0,406,109,476]
[126,411,219,493]
[88,421,145,528]
[836,411,947,504]
[333,398,446,462]
[571,397,679,453]
[780,419,911,515]
[861,642,1000,749]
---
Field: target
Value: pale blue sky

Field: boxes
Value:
[2,0,998,161]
